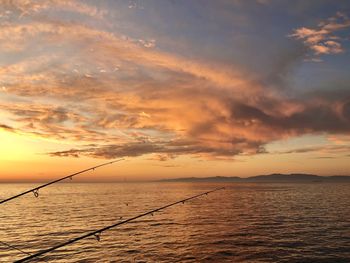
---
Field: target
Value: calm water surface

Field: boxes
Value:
[0,182,350,262]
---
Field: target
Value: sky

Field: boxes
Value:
[0,0,350,182]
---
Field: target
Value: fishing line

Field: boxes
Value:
[0,159,124,205]
[1,240,49,262]
[15,187,225,262]
[0,240,32,256]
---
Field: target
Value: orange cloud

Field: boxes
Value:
[289,12,349,59]
[1,2,350,161]
[0,0,106,19]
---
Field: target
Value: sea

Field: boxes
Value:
[0,182,349,262]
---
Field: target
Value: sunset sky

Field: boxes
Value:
[1,0,350,182]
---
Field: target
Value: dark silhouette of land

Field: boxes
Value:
[159,173,350,183]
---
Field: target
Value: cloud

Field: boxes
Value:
[289,12,350,59]
[0,0,106,19]
[0,1,350,161]
[0,123,15,132]
[276,144,350,155]
[44,94,350,160]
[0,102,116,143]
[48,141,204,159]
[47,137,260,160]
[310,41,343,55]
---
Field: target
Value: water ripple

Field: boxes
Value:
[0,182,350,262]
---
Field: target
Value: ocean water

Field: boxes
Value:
[0,182,350,262]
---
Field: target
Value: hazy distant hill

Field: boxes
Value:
[159,173,350,182]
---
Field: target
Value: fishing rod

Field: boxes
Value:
[15,186,225,262]
[0,159,124,205]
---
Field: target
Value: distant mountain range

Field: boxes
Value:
[159,173,350,182]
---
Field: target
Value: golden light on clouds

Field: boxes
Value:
[0,1,350,181]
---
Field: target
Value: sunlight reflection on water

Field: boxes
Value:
[1,182,350,262]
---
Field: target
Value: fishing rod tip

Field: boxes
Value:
[111,158,125,164]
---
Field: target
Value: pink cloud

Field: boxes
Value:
[0,2,350,161]
[289,12,349,59]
